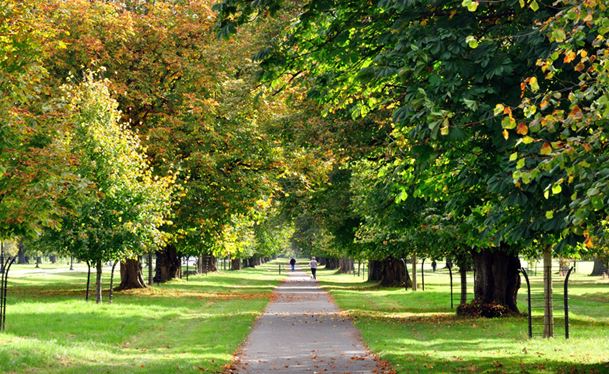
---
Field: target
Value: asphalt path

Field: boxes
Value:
[229,268,392,373]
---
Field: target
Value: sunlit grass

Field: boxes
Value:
[0,261,283,373]
[318,267,609,373]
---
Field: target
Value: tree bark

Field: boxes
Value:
[209,255,218,271]
[590,256,608,276]
[17,242,27,264]
[460,265,467,305]
[85,261,91,301]
[368,257,412,287]
[147,252,153,285]
[543,246,553,338]
[338,258,354,273]
[154,244,181,283]
[231,258,241,270]
[118,258,147,290]
[95,259,102,304]
[325,257,339,270]
[472,248,521,313]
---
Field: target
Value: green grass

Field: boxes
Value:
[0,262,284,373]
[319,267,609,373]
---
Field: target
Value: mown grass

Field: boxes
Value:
[319,266,609,373]
[0,261,283,373]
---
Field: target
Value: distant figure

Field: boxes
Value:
[309,257,318,279]
[431,260,437,272]
[289,257,296,272]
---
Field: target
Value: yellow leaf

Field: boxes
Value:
[540,142,552,155]
[494,104,505,116]
[529,76,540,92]
[564,50,576,63]
[502,129,509,140]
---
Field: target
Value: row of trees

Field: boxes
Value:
[216,0,609,336]
[1,0,298,302]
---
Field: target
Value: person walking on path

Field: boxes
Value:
[309,257,318,279]
[289,257,296,272]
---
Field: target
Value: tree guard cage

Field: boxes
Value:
[399,258,408,291]
[421,258,425,291]
[448,263,454,310]
[519,265,574,339]
[0,256,16,331]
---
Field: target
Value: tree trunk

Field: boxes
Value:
[472,248,521,313]
[325,257,339,270]
[85,261,91,301]
[412,255,417,291]
[154,244,181,283]
[197,254,204,273]
[118,258,147,290]
[209,255,218,271]
[17,242,27,264]
[338,258,354,273]
[231,258,241,270]
[368,257,412,287]
[147,252,153,285]
[460,265,467,305]
[590,256,608,276]
[95,259,102,304]
[543,246,553,338]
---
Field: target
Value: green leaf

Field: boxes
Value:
[502,116,516,129]
[552,184,562,195]
[551,29,567,43]
[461,0,479,12]
[529,0,539,12]
[465,35,479,49]
[509,152,518,161]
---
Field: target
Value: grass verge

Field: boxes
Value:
[319,267,609,373]
[0,262,283,373]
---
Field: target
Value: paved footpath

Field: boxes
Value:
[228,269,392,373]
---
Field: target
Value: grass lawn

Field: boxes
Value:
[319,266,609,373]
[0,261,284,373]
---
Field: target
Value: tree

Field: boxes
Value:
[39,76,175,303]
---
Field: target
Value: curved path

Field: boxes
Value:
[228,269,392,373]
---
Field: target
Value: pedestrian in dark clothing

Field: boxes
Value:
[289,257,296,272]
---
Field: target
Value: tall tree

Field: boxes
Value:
[39,76,175,303]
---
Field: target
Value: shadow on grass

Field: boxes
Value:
[378,350,609,373]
